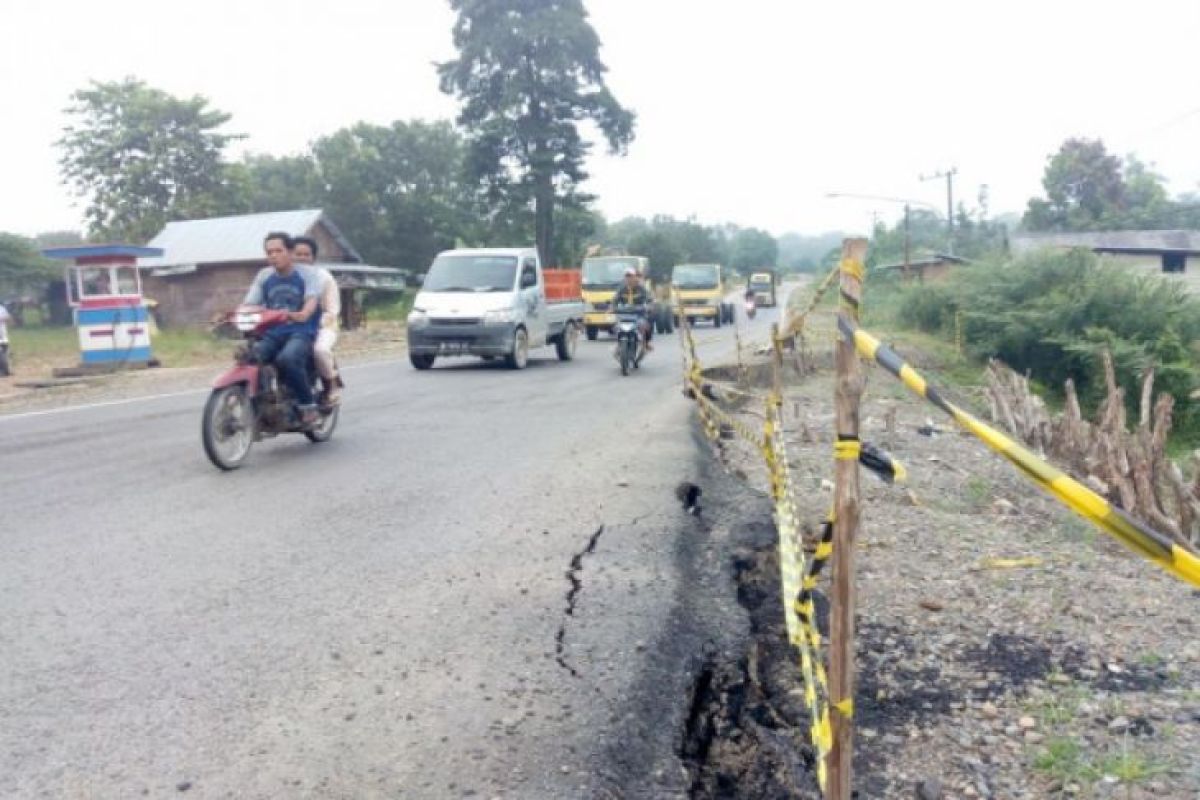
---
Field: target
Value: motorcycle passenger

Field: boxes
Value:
[291,236,342,406]
[242,232,321,426]
[612,267,653,352]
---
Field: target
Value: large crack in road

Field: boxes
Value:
[555,524,606,678]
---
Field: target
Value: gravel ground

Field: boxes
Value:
[699,334,1200,799]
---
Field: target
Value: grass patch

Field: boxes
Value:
[1033,737,1088,783]
[1032,737,1171,789]
[1092,747,1172,783]
[362,292,413,323]
[1026,685,1091,728]
[10,322,234,370]
[152,327,230,367]
[8,324,76,361]
[963,475,992,510]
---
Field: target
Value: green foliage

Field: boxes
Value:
[777,231,846,272]
[235,154,324,214]
[1023,138,1200,232]
[867,204,1009,268]
[310,120,473,270]
[897,249,1200,441]
[438,0,634,267]
[58,78,241,243]
[728,228,778,275]
[0,234,58,297]
[603,215,728,284]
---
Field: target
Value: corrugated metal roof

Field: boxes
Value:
[139,210,364,268]
[1012,230,1200,254]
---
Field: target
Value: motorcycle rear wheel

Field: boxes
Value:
[203,385,255,470]
[305,404,340,443]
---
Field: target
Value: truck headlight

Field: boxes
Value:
[407,309,429,328]
[484,309,517,324]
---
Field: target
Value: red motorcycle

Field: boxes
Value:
[202,306,339,470]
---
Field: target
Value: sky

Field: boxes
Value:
[3,0,1200,239]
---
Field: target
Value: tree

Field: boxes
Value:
[0,234,57,297]
[237,154,324,213]
[33,230,85,249]
[311,120,474,268]
[58,78,241,243]
[728,228,778,275]
[1023,138,1126,231]
[627,229,682,284]
[438,0,635,266]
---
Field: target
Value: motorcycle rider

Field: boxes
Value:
[242,232,321,426]
[291,236,342,406]
[612,267,653,352]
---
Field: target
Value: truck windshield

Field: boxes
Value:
[423,255,517,292]
[672,265,719,289]
[582,257,637,289]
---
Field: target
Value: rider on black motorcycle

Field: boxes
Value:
[242,232,321,425]
[612,267,653,352]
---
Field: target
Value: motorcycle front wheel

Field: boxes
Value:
[202,385,255,470]
[619,338,631,376]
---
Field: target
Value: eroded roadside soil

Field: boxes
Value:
[677,340,1199,799]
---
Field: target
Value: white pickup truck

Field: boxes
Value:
[406,247,586,370]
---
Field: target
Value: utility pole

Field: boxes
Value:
[921,167,958,255]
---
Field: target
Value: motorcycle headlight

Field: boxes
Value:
[234,310,262,332]
[407,309,429,328]
[484,308,517,324]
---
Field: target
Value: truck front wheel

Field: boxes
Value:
[506,328,530,369]
[410,353,436,370]
[586,326,598,341]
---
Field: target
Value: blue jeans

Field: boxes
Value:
[254,332,315,407]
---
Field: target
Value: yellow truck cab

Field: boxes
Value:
[672,263,731,328]
[582,255,650,340]
[749,270,777,306]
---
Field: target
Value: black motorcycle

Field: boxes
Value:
[613,305,648,376]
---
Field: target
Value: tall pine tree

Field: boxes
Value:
[438,0,634,265]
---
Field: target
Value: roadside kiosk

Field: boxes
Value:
[42,245,163,369]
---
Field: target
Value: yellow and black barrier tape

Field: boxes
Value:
[838,316,1200,588]
[859,441,907,484]
[688,376,768,452]
[781,263,841,340]
[767,403,834,791]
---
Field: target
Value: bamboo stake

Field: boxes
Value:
[828,237,868,800]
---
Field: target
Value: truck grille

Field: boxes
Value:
[683,299,710,306]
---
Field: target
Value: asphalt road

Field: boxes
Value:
[0,291,792,799]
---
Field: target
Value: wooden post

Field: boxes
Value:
[828,236,868,800]
[770,322,784,405]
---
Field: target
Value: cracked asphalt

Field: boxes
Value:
[0,292,792,799]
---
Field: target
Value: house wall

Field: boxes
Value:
[1100,253,1200,293]
[307,222,353,262]
[142,262,262,327]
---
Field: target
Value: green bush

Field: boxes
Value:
[894,249,1200,442]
